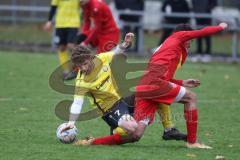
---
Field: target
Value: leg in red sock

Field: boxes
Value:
[91,134,123,145]
[184,109,198,143]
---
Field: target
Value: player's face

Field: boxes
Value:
[79,0,89,6]
[77,59,94,75]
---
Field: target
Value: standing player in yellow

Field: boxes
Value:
[44,0,80,80]
[60,33,186,145]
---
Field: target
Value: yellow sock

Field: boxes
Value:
[58,50,70,73]
[113,127,128,137]
[157,103,174,129]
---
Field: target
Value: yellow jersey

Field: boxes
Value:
[74,51,121,113]
[51,0,80,28]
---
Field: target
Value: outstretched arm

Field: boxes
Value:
[68,97,84,124]
[82,10,91,36]
[180,22,228,42]
[60,96,84,132]
[113,33,135,55]
[82,8,101,45]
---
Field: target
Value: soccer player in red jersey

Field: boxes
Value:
[78,0,120,53]
[132,22,228,149]
[72,23,228,148]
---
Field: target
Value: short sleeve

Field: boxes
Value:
[97,51,114,64]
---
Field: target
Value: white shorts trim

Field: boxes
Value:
[174,86,186,102]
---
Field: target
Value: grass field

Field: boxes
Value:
[1,51,240,160]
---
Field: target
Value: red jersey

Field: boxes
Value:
[140,26,223,86]
[82,0,119,45]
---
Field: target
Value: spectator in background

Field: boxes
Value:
[44,0,80,80]
[192,0,217,62]
[159,0,190,45]
[78,0,120,54]
[114,0,144,52]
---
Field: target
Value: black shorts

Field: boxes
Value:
[55,28,78,45]
[102,99,134,129]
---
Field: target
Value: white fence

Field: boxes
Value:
[0,5,49,25]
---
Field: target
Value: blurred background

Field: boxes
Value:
[0,0,239,62]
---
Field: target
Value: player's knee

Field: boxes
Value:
[185,91,197,104]
[189,92,197,104]
[118,114,138,134]
[120,120,138,134]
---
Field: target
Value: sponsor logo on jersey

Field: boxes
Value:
[96,76,110,90]
[102,66,108,72]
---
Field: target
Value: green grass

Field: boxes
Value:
[0,51,240,160]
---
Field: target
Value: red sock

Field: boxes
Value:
[91,134,123,145]
[184,109,198,143]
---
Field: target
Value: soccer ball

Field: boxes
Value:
[56,123,78,144]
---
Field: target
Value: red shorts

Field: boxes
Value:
[91,30,120,54]
[134,83,181,125]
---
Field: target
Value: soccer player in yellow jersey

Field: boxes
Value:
[44,0,80,80]
[60,33,186,145]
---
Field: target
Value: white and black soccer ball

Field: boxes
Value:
[56,123,78,144]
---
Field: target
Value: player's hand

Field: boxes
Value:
[219,22,228,29]
[43,21,52,32]
[120,32,135,50]
[182,79,200,88]
[125,32,135,44]
[60,122,75,133]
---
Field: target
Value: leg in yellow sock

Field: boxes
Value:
[158,103,187,141]
[157,103,174,129]
[58,47,71,74]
